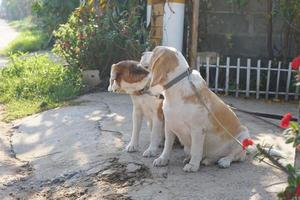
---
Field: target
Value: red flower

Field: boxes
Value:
[242,138,254,150]
[296,185,300,196]
[280,112,292,128]
[292,55,300,70]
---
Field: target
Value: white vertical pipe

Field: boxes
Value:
[146,3,152,27]
[163,2,185,52]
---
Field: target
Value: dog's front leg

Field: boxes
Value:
[183,129,205,172]
[153,125,175,166]
[143,117,163,157]
[126,106,143,152]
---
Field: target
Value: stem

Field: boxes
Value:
[296,92,300,168]
[256,144,295,179]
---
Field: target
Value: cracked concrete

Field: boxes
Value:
[0,92,298,199]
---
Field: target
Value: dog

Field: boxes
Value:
[140,46,250,172]
[107,60,164,157]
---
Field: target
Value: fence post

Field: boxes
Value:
[266,60,272,100]
[236,58,240,97]
[196,54,200,72]
[275,62,282,99]
[225,57,230,95]
[256,60,261,99]
[285,63,292,101]
[206,57,210,87]
[246,59,251,97]
[215,57,220,93]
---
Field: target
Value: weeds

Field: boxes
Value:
[0,53,82,121]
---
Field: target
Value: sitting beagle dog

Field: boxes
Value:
[108,60,164,157]
[140,46,250,172]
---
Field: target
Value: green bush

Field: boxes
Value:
[0,53,83,121]
[53,3,148,80]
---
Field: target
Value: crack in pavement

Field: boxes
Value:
[97,100,124,137]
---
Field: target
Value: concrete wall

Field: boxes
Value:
[198,0,296,59]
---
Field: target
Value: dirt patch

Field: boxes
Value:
[3,158,152,200]
[100,158,151,187]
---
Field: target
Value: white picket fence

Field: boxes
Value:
[196,56,299,101]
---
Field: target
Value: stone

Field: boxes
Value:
[126,163,141,173]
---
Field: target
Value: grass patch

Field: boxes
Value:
[8,17,36,31]
[1,30,48,55]
[1,17,49,55]
[0,53,83,121]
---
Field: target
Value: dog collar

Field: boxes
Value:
[163,68,192,90]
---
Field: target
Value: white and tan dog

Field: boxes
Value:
[140,46,250,172]
[108,60,164,157]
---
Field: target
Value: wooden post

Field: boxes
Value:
[266,0,273,59]
[189,0,200,69]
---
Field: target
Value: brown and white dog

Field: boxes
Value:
[140,46,250,172]
[107,60,164,157]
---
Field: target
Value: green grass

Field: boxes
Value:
[0,53,83,121]
[1,30,48,55]
[8,17,36,31]
[0,17,49,55]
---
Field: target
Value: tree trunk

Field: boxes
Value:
[266,0,273,59]
[189,0,200,69]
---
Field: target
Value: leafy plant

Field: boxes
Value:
[253,57,300,200]
[0,53,82,121]
[53,1,148,81]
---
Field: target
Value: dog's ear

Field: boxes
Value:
[149,47,179,87]
[110,64,117,80]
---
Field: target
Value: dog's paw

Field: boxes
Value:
[183,163,199,172]
[217,157,232,168]
[126,143,138,152]
[153,157,168,167]
[143,148,159,157]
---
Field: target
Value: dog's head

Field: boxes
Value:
[145,46,179,94]
[139,51,153,71]
[107,60,150,94]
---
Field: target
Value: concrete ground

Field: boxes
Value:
[0,92,298,200]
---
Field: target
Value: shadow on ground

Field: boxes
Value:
[0,92,296,200]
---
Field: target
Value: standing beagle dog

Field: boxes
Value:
[108,60,164,157]
[140,46,250,172]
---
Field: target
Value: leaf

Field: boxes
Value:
[286,137,295,144]
[296,176,300,184]
[286,164,296,174]
[290,121,299,131]
[288,176,296,186]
